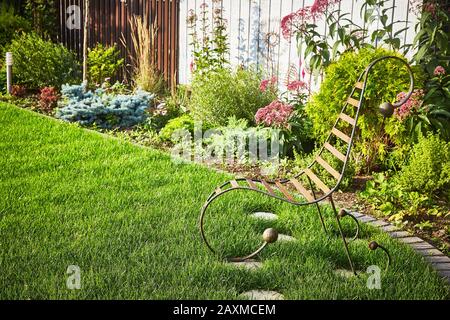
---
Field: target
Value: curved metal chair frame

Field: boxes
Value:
[199,56,414,275]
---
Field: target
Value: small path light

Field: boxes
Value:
[6,52,13,94]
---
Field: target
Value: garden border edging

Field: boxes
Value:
[350,211,450,285]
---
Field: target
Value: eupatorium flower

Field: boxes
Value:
[259,76,278,92]
[287,80,308,92]
[434,65,446,76]
[255,100,293,129]
[281,0,341,39]
[394,89,424,120]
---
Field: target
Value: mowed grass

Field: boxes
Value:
[0,103,448,300]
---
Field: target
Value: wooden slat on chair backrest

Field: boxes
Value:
[324,142,346,162]
[347,97,360,107]
[261,180,276,196]
[339,113,356,126]
[290,178,314,202]
[316,156,340,180]
[331,128,351,144]
[304,169,331,194]
[246,179,257,190]
[355,82,364,89]
[275,181,295,202]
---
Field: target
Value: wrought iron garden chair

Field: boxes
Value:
[199,56,414,275]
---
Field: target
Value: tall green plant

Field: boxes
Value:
[187,1,229,75]
[88,43,124,85]
[0,1,31,49]
[282,0,411,77]
[24,0,57,40]
[413,1,450,74]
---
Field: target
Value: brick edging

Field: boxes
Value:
[350,211,450,285]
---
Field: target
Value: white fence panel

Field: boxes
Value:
[178,0,422,86]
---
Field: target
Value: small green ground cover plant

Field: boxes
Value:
[0,103,448,299]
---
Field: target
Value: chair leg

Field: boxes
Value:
[329,195,356,275]
[307,177,328,236]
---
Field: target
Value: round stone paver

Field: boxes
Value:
[277,234,296,242]
[334,269,358,278]
[250,212,278,221]
[228,260,263,270]
[240,290,285,300]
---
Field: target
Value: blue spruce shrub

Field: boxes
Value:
[57,84,154,129]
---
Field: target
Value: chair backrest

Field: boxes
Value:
[288,56,414,202]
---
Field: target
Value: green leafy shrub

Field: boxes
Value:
[159,115,195,142]
[149,85,190,131]
[201,117,278,165]
[57,84,154,129]
[189,67,276,127]
[7,33,80,89]
[306,47,426,172]
[0,2,31,49]
[396,133,450,195]
[292,145,355,191]
[88,43,124,85]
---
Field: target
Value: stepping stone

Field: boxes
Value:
[368,220,389,227]
[432,263,450,271]
[349,211,364,218]
[399,236,423,244]
[334,269,357,278]
[241,290,284,300]
[389,231,411,238]
[438,271,450,284]
[357,215,376,223]
[381,225,400,232]
[277,234,296,242]
[228,260,263,271]
[416,248,445,257]
[425,255,450,265]
[250,212,278,221]
[409,241,435,251]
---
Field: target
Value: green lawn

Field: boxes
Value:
[0,103,448,299]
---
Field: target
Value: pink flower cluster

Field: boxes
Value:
[287,80,308,92]
[394,89,424,120]
[260,76,278,92]
[434,65,446,76]
[255,100,293,129]
[281,0,341,39]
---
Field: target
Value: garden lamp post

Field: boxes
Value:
[6,52,13,94]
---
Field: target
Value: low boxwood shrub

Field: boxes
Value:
[189,67,276,127]
[7,33,80,89]
[396,133,450,195]
[159,114,195,142]
[56,84,154,129]
[306,47,426,173]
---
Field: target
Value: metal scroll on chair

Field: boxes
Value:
[199,56,415,275]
